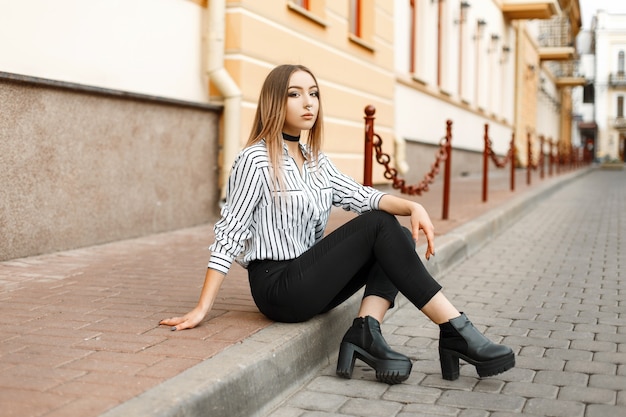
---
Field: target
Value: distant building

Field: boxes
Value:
[577,10,626,161]
[393,0,583,176]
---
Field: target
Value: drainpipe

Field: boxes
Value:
[206,0,242,199]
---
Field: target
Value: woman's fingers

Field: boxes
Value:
[160,317,180,325]
[423,224,435,260]
[160,310,204,331]
[172,318,197,331]
[159,316,184,328]
[412,223,435,260]
[425,240,435,260]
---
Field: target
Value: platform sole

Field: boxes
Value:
[337,342,412,385]
[439,348,515,381]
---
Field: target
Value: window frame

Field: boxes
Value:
[287,0,328,27]
[348,0,375,51]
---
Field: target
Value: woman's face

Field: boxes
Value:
[283,70,319,136]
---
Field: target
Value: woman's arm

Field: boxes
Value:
[160,268,226,331]
[378,194,435,260]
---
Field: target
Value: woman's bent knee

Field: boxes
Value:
[363,210,399,227]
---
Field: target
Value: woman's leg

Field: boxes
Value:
[248,210,514,382]
[357,295,391,323]
[420,292,460,324]
[248,211,440,384]
[248,211,442,323]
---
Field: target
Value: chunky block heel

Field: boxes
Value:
[336,342,358,379]
[439,313,515,381]
[438,348,460,381]
[336,316,412,385]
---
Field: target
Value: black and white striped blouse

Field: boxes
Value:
[208,141,386,274]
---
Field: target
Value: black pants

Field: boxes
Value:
[247,211,442,323]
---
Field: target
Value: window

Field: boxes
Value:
[348,0,374,50]
[457,1,469,96]
[396,0,416,75]
[409,0,416,73]
[618,96,624,118]
[437,0,444,87]
[619,51,625,76]
[583,83,595,104]
[288,0,327,27]
[349,0,362,37]
[293,0,310,9]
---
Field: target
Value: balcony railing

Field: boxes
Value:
[609,73,626,88]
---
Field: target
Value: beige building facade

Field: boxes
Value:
[220,0,584,179]
[220,0,396,184]
[0,0,583,260]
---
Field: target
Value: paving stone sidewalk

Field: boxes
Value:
[265,168,626,417]
[0,167,591,417]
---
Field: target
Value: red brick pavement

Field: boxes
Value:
[0,168,575,417]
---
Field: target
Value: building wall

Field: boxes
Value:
[223,0,396,182]
[0,77,220,261]
[514,22,541,165]
[393,0,516,179]
[0,0,221,261]
[594,12,626,160]
[536,69,561,144]
[0,0,208,103]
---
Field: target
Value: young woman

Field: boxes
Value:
[160,64,515,383]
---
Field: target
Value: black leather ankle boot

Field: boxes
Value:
[439,313,515,380]
[336,316,412,384]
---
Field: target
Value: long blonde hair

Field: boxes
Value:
[246,64,324,188]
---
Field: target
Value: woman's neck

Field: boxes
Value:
[282,132,304,167]
[282,132,300,142]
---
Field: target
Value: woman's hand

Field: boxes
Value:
[409,203,435,260]
[160,268,226,331]
[160,307,207,331]
[379,195,435,260]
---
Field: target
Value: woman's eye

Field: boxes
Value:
[310,91,319,98]
[288,91,300,97]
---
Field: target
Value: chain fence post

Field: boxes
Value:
[539,135,546,179]
[363,105,375,187]
[442,120,452,221]
[527,132,532,186]
[510,132,516,192]
[482,123,489,203]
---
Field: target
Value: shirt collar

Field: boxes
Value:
[281,141,308,156]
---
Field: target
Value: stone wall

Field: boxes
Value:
[0,75,221,261]
[402,140,484,184]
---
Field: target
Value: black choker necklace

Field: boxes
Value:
[282,132,300,142]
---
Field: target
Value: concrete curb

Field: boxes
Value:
[100,296,360,417]
[100,167,592,417]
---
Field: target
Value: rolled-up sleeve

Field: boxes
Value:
[323,155,386,214]
[208,150,262,274]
